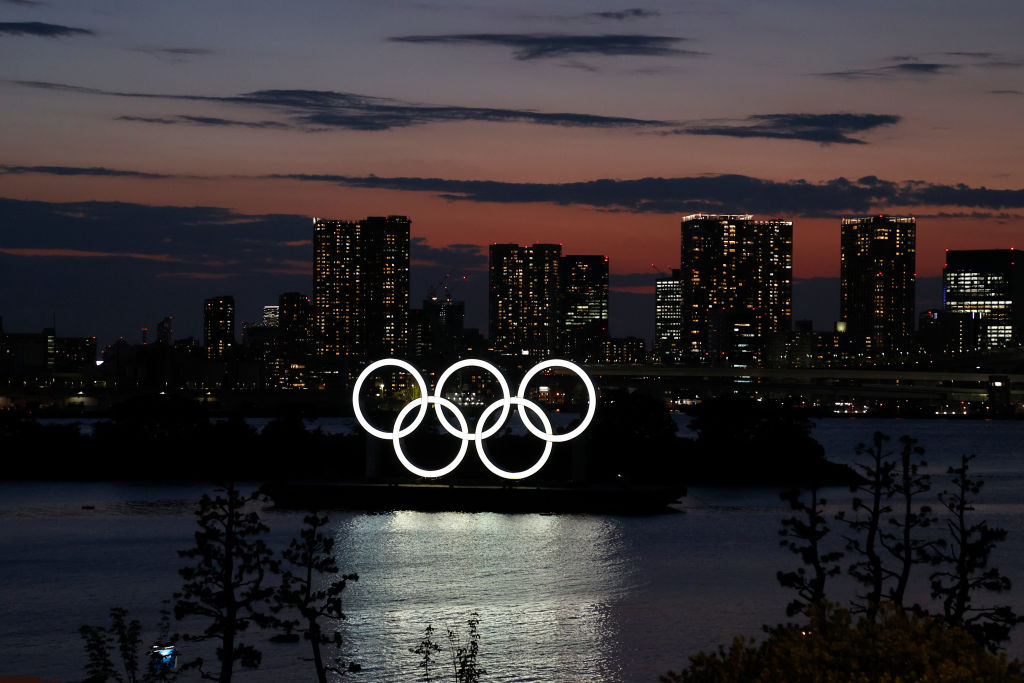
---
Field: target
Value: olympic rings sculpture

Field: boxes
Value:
[352,358,597,480]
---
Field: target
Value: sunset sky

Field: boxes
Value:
[2,0,1023,346]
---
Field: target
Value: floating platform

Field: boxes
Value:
[263,480,685,515]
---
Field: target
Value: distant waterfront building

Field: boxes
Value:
[680,214,793,365]
[602,336,647,364]
[411,295,466,362]
[278,292,312,351]
[943,249,1024,350]
[840,215,916,356]
[262,305,280,327]
[203,295,235,359]
[559,254,609,361]
[654,269,683,362]
[313,216,410,361]
[155,316,173,345]
[489,243,561,358]
[262,292,312,388]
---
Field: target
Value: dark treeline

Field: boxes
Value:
[664,432,1024,682]
[1,395,364,482]
[2,391,861,489]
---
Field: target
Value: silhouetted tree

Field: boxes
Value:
[882,435,937,610]
[410,624,443,683]
[79,606,177,683]
[777,486,843,617]
[931,454,1022,651]
[410,614,487,683]
[174,484,276,682]
[836,431,895,620]
[448,613,486,683]
[275,512,359,682]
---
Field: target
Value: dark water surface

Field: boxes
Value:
[2,418,1023,681]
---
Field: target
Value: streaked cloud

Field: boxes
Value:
[589,8,659,21]
[0,21,92,37]
[819,62,958,79]
[136,47,214,57]
[0,247,182,262]
[388,33,704,60]
[675,113,900,145]
[272,172,1024,215]
[0,164,172,179]
[118,115,290,130]
[411,237,486,268]
[820,51,1023,80]
[12,79,669,131]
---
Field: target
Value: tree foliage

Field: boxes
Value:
[174,483,276,682]
[685,397,857,486]
[79,606,177,683]
[410,614,487,683]
[930,454,1022,651]
[881,435,937,611]
[275,512,359,681]
[661,603,1024,683]
[836,431,895,619]
[777,486,843,617]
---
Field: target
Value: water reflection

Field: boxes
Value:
[337,512,629,682]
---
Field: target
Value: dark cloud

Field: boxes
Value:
[821,51,1023,80]
[0,164,171,179]
[677,113,900,145]
[388,33,703,60]
[943,51,996,59]
[819,62,957,79]
[891,62,954,74]
[589,8,659,21]
[0,197,314,344]
[1,0,46,5]
[0,21,92,37]
[13,79,668,131]
[118,114,289,130]
[272,172,1024,216]
[133,46,216,62]
[990,89,1023,95]
[138,47,214,56]
[411,237,486,268]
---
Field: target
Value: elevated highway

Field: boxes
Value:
[581,365,1024,405]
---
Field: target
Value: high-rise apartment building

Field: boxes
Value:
[489,243,561,358]
[278,292,312,351]
[654,269,683,362]
[943,249,1024,350]
[679,214,792,364]
[840,215,916,355]
[559,254,609,361]
[155,316,173,345]
[262,305,280,327]
[313,216,410,361]
[203,296,235,359]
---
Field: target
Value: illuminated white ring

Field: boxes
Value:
[352,359,429,440]
[474,397,553,480]
[516,359,597,443]
[432,358,511,440]
[392,395,469,478]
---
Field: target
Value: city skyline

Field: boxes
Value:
[2,1,1023,346]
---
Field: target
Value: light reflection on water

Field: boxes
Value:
[340,511,630,682]
[2,418,1024,681]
